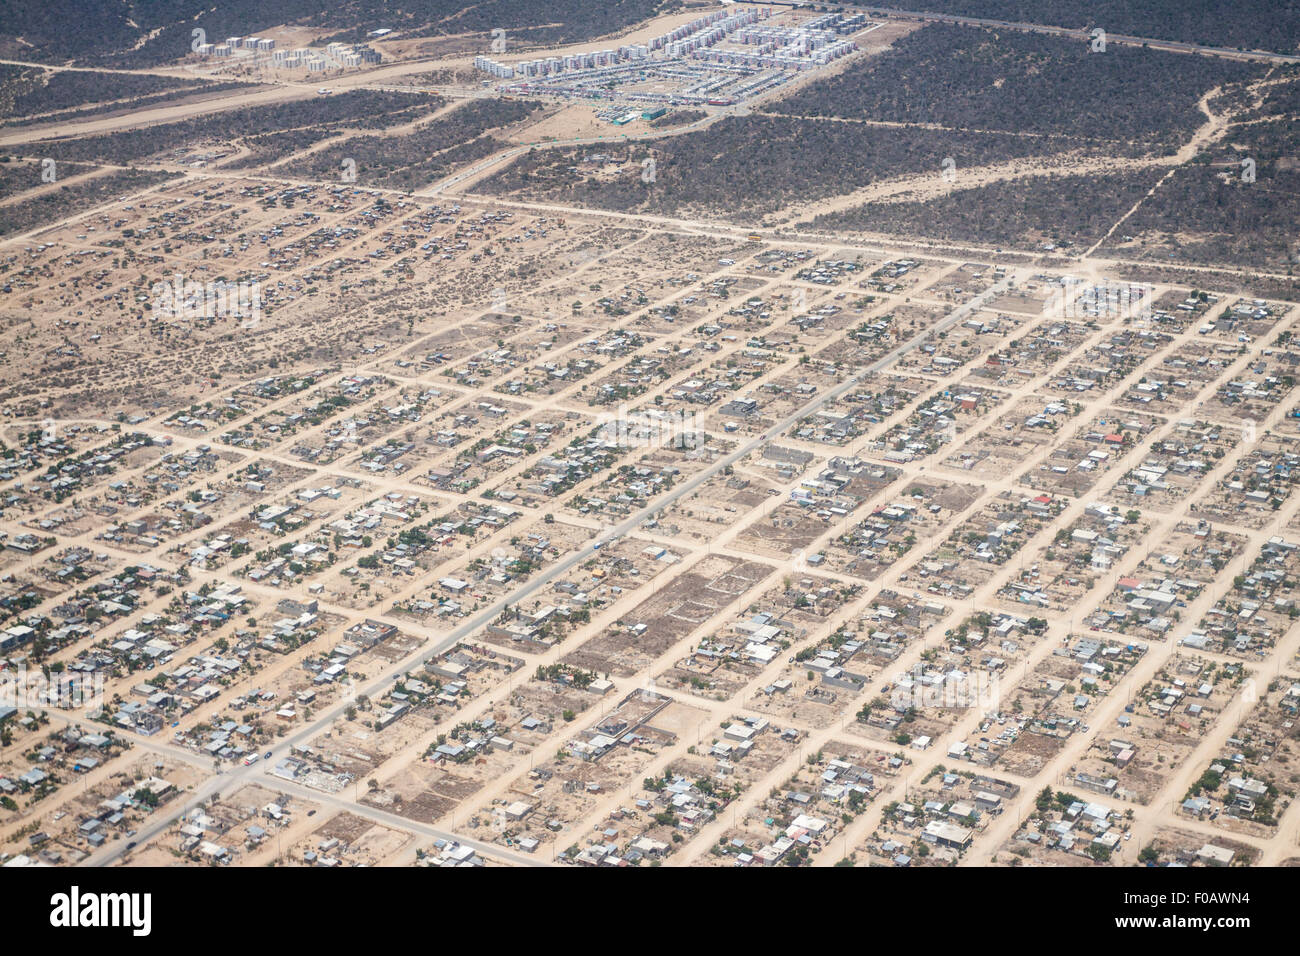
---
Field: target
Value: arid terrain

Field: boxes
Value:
[1,1,1300,873]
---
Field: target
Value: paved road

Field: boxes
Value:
[822,3,1300,64]
[426,113,717,195]
[71,713,550,868]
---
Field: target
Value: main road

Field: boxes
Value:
[816,3,1300,64]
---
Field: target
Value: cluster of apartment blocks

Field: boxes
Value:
[195,37,381,71]
[475,43,654,80]
[659,6,764,57]
[194,35,275,58]
[475,6,767,79]
[711,23,858,70]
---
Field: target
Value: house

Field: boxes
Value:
[504,801,533,821]
[1196,844,1235,866]
[922,820,972,850]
